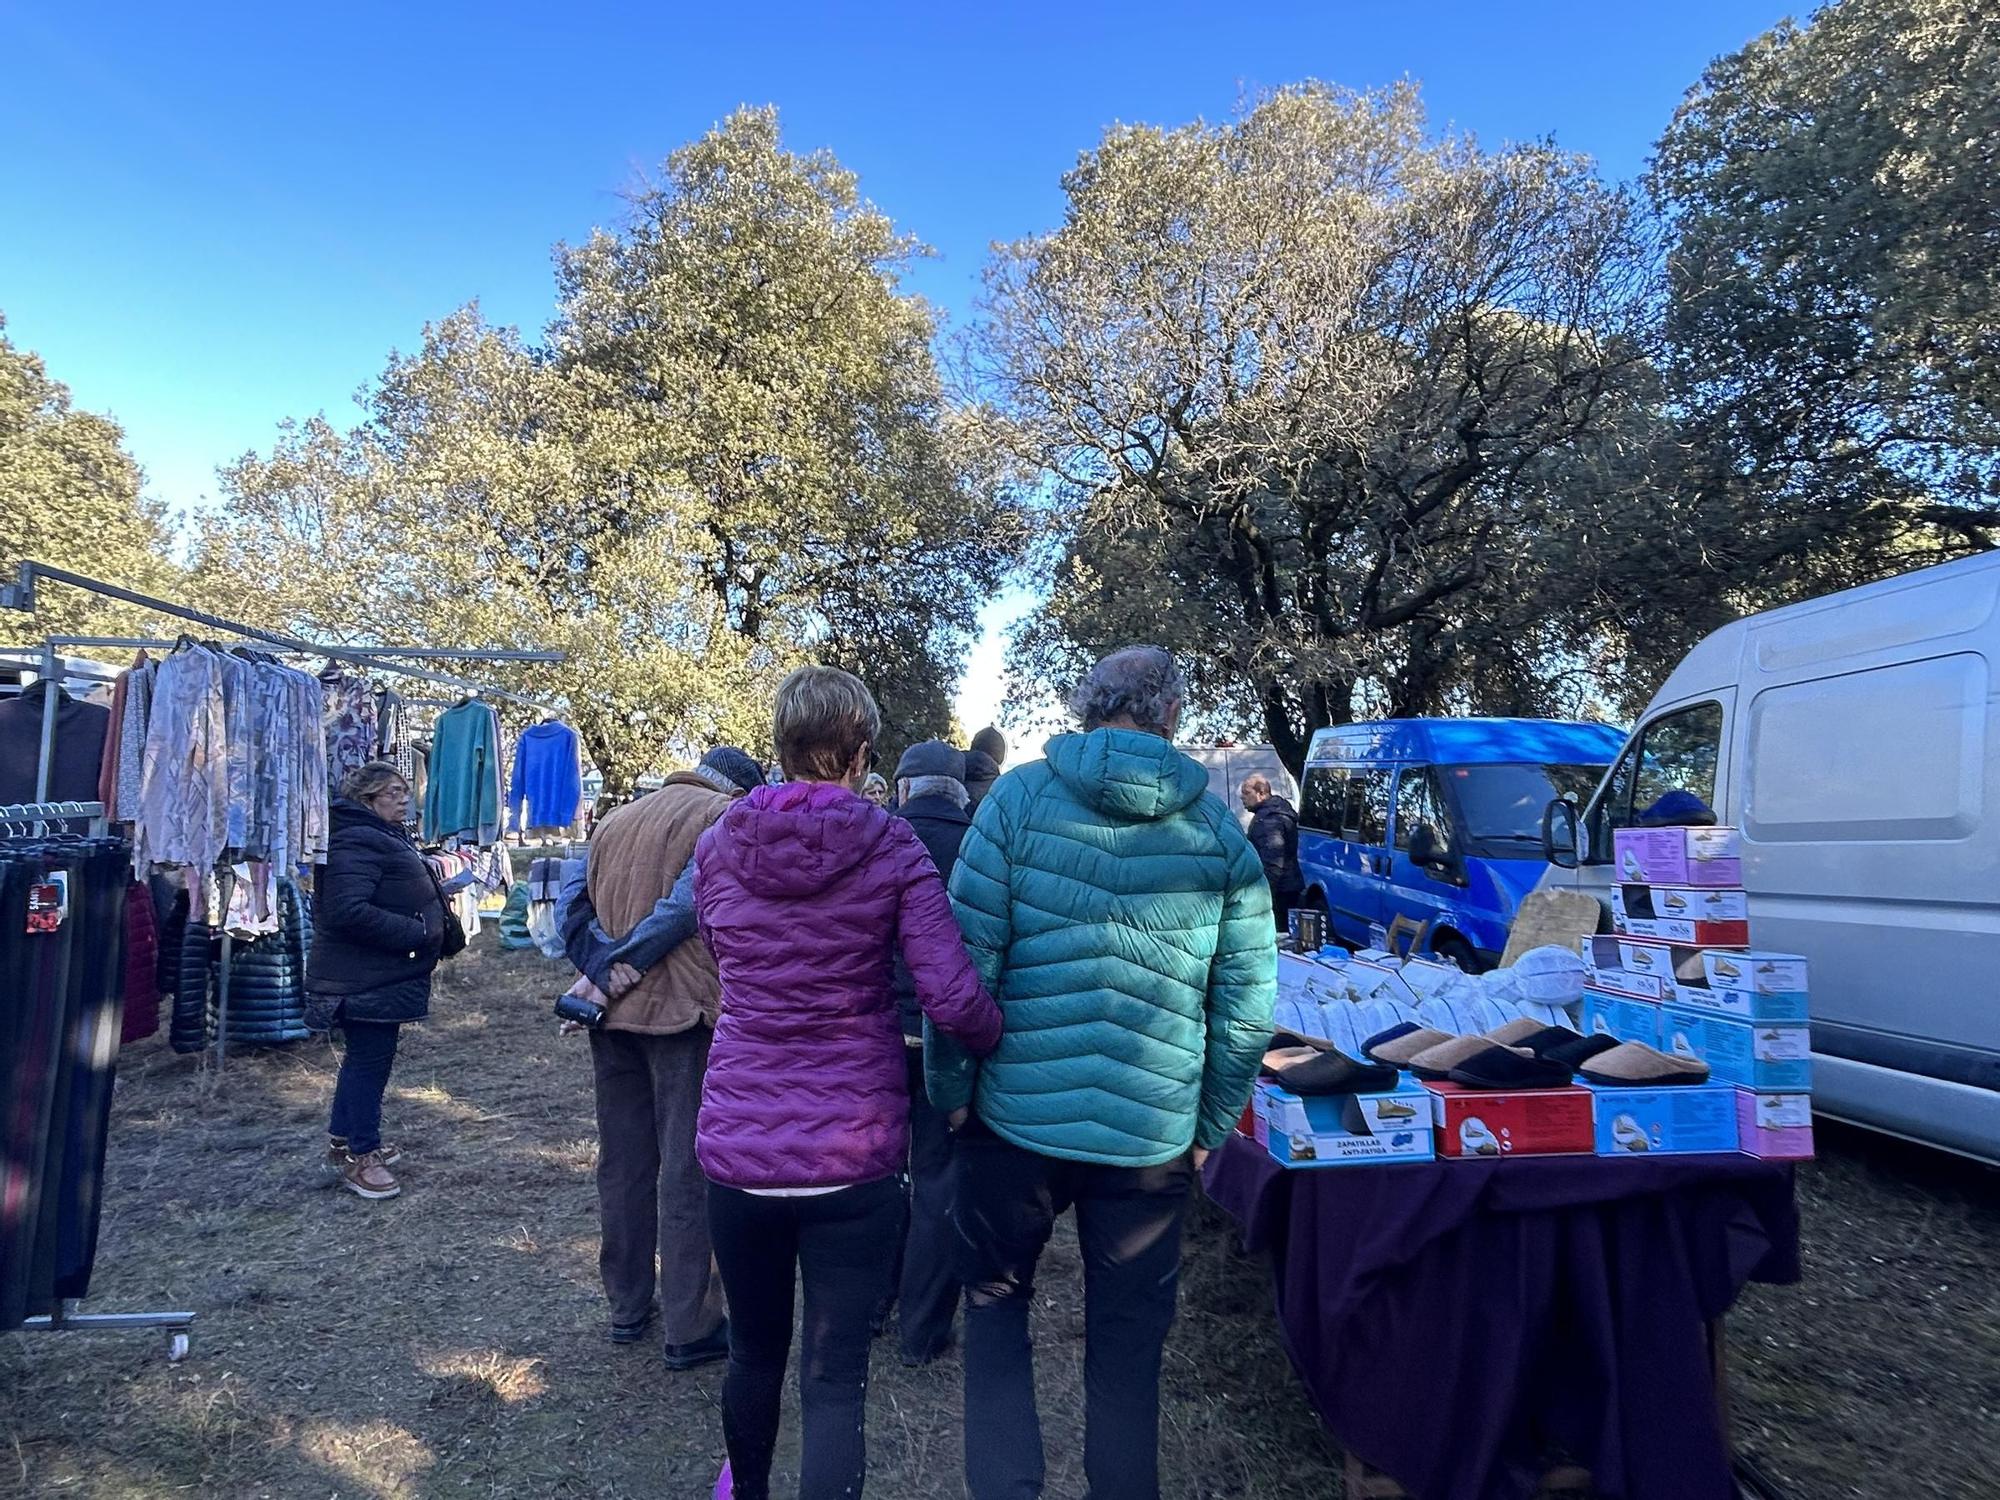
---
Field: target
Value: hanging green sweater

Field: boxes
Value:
[929,727,1278,1166]
[424,699,502,844]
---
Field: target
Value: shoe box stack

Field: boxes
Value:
[1577,827,1814,1159]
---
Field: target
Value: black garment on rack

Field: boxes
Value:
[169,880,315,1054]
[0,834,132,1328]
[0,680,111,805]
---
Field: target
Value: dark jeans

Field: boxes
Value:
[327,1019,401,1155]
[954,1121,1195,1500]
[898,1047,958,1361]
[709,1176,903,1500]
[589,1025,723,1345]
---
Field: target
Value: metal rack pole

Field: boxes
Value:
[0,563,568,715]
[34,641,57,803]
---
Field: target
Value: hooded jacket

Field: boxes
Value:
[930,727,1278,1166]
[306,797,447,1021]
[693,780,1002,1190]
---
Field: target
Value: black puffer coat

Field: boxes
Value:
[890,790,973,1038]
[306,798,447,1024]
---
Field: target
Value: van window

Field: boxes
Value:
[1393,768,1444,850]
[1594,701,1724,856]
[1300,767,1345,832]
[1343,769,1392,845]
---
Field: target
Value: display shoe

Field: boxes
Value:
[336,1149,401,1201]
[1541,1032,1621,1071]
[1447,1047,1576,1091]
[1578,1042,1712,1086]
[1365,1025,1453,1067]
[1359,1020,1422,1053]
[664,1320,731,1371]
[1484,1016,1549,1046]
[1407,1035,1528,1082]
[1513,1025,1587,1058]
[327,1135,402,1169]
[1270,1049,1399,1096]
[1268,1028,1330,1053]
[1261,1044,1323,1077]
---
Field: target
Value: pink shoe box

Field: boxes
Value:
[1613,827,1743,887]
[1736,1089,1815,1159]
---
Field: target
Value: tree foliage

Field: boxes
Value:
[1653,0,2000,529]
[197,109,1022,786]
[0,314,181,639]
[978,84,1660,764]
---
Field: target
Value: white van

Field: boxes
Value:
[1180,743,1300,831]
[1540,551,2000,1163]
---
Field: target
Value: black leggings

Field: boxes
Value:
[328,1020,401,1155]
[708,1176,903,1500]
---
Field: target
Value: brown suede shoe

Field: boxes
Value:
[327,1136,402,1169]
[336,1150,402,1200]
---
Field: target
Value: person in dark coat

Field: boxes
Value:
[306,761,452,1200]
[1241,773,1304,932]
[964,725,1006,805]
[888,738,976,1364]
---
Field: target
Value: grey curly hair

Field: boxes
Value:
[1069,646,1188,735]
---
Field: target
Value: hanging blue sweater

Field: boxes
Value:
[509,720,583,831]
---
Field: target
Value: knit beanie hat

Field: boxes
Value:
[701,746,766,797]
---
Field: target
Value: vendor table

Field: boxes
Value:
[1202,1134,1799,1500]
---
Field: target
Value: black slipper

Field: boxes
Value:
[1515,1025,1586,1058]
[1269,1028,1330,1053]
[1541,1032,1620,1070]
[1447,1047,1576,1090]
[1408,1035,1521,1082]
[1261,1045,1322,1078]
[1271,1049,1400,1096]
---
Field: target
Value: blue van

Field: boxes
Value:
[1297,718,1624,969]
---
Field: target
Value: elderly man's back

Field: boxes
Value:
[930,645,1276,1500]
[932,728,1273,1163]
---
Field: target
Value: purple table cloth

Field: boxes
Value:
[1203,1136,1799,1500]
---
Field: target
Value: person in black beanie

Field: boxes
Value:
[887,738,975,1364]
[964,725,1006,806]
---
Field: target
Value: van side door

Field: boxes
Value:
[1328,764,1395,943]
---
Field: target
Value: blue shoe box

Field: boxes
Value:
[1586,1082,1740,1155]
[1256,1080,1436,1168]
[1582,988,1663,1048]
[1661,1006,1813,1090]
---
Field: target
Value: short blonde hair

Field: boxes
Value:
[341,760,408,803]
[773,666,881,782]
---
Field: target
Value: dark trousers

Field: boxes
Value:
[898,1047,959,1361]
[954,1122,1195,1500]
[709,1176,903,1500]
[589,1025,724,1345]
[327,1019,401,1155]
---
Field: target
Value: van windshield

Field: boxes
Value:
[1440,763,1609,854]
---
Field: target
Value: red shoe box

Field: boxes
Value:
[1424,1082,1596,1159]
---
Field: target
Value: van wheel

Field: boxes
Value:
[1435,933,1488,975]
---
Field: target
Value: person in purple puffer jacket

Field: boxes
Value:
[694,665,1002,1500]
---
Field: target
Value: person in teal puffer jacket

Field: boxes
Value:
[929,644,1276,1500]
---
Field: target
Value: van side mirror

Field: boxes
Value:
[1543,799,1580,870]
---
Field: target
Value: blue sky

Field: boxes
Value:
[1,1,1788,734]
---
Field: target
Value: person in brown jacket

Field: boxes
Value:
[558,745,765,1368]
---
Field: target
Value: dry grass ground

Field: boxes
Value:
[1,938,1994,1498]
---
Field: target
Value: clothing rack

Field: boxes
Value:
[1,797,195,1362]
[0,561,570,802]
[0,564,570,1074]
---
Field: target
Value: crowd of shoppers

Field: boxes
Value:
[311,645,1281,1499]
